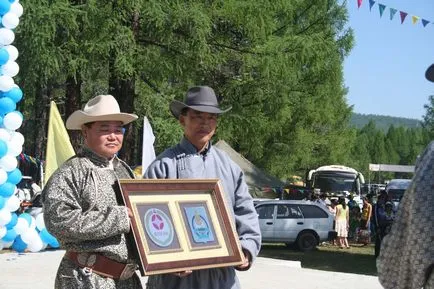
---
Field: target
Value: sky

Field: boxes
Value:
[344,0,434,120]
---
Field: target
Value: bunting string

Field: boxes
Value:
[357,0,433,28]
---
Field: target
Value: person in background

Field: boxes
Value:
[375,201,395,257]
[42,95,142,289]
[328,198,338,246]
[377,64,434,289]
[316,193,328,208]
[348,205,361,241]
[347,194,358,209]
[335,197,350,249]
[359,196,372,246]
[144,86,261,289]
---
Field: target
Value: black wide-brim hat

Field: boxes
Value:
[426,64,434,82]
[170,86,232,119]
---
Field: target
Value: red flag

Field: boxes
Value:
[357,0,363,9]
[400,11,408,24]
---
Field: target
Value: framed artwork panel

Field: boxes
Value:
[118,179,245,276]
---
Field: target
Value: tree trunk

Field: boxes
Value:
[65,75,82,151]
[108,76,137,165]
[107,11,140,166]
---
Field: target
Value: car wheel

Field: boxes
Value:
[297,231,318,252]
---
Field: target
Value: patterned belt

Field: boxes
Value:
[65,251,137,280]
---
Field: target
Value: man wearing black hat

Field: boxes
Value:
[377,66,434,289]
[144,86,261,289]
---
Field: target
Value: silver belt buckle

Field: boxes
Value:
[120,263,136,280]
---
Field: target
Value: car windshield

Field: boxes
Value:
[387,189,406,202]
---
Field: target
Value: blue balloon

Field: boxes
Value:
[49,237,60,248]
[6,212,17,229]
[0,195,4,209]
[39,228,59,248]
[19,212,33,226]
[8,0,15,3]
[4,87,22,103]
[12,235,27,252]
[0,139,7,157]
[0,0,10,16]
[0,181,15,197]
[7,168,22,185]
[0,97,16,115]
[0,48,8,65]
[2,227,17,242]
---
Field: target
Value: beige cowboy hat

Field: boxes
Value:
[66,94,138,130]
[169,86,232,119]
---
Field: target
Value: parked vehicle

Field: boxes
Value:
[254,200,335,251]
[306,165,365,208]
[385,179,411,207]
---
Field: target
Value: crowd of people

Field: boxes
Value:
[312,191,396,251]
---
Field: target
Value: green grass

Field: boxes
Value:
[259,242,377,276]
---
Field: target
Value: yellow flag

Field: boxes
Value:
[44,101,75,185]
[412,16,419,25]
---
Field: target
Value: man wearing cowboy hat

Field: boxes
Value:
[42,95,143,289]
[377,65,434,289]
[144,86,261,289]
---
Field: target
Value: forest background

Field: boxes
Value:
[14,0,434,183]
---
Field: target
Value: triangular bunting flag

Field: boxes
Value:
[421,19,429,27]
[390,8,397,20]
[378,4,386,18]
[369,0,375,11]
[400,11,408,24]
[357,0,363,9]
[411,16,419,25]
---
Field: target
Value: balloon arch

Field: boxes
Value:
[0,0,60,252]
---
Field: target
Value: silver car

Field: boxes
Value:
[255,200,335,251]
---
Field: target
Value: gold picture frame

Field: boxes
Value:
[118,179,245,276]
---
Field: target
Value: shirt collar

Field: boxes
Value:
[80,146,119,168]
[180,137,212,155]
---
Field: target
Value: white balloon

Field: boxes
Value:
[4,45,18,62]
[21,228,38,244]
[10,2,23,18]
[1,61,19,77]
[1,240,13,248]
[6,142,21,156]
[0,155,17,171]
[0,208,11,226]
[35,213,45,231]
[3,111,22,130]
[14,217,28,235]
[27,235,44,252]
[0,225,6,238]
[10,131,24,146]
[0,129,11,142]
[0,28,15,46]
[5,194,19,212]
[29,215,36,230]
[41,242,48,250]
[0,168,7,185]
[0,75,14,91]
[2,12,19,29]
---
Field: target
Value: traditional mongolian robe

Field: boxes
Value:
[42,147,142,289]
[144,137,261,289]
[377,141,434,289]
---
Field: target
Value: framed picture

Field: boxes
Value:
[118,179,245,276]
